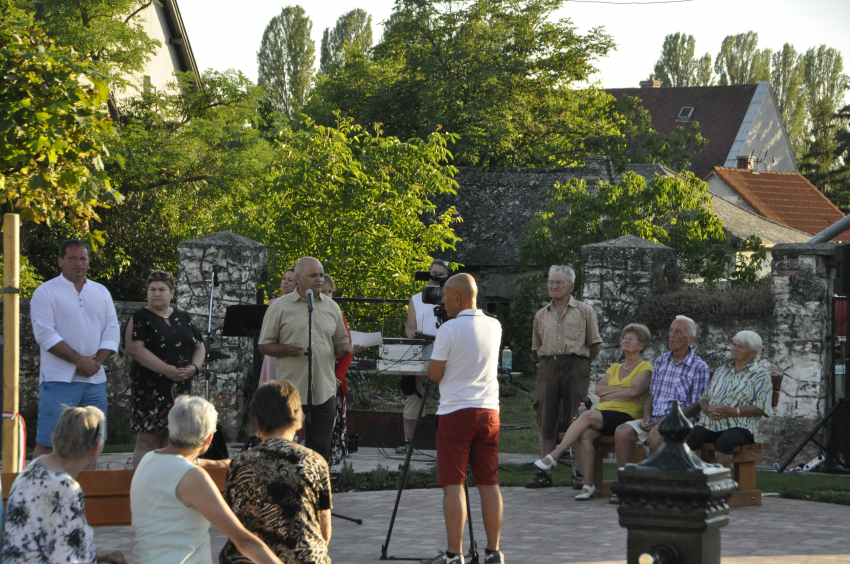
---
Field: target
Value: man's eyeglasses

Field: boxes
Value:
[547,280,570,287]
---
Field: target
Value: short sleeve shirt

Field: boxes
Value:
[531,297,601,357]
[430,309,502,415]
[220,437,332,564]
[258,292,349,405]
[697,361,773,436]
[649,349,710,422]
[1,459,97,564]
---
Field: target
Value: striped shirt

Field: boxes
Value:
[697,361,773,436]
[649,349,710,422]
[30,275,120,385]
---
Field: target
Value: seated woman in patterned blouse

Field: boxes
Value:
[221,380,333,564]
[2,406,125,563]
[687,330,773,467]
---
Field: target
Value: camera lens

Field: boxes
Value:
[421,285,444,305]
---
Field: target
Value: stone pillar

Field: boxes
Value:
[177,231,268,440]
[583,155,616,194]
[581,235,680,384]
[763,243,837,462]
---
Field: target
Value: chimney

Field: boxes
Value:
[640,80,661,88]
[736,155,755,170]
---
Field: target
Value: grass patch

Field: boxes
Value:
[497,374,541,454]
[757,470,850,506]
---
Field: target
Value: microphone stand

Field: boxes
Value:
[306,289,314,425]
[204,265,219,401]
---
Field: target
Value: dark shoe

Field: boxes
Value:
[523,471,553,488]
[483,550,505,564]
[421,551,464,564]
[609,494,620,505]
[395,439,411,454]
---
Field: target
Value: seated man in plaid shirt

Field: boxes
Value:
[613,315,710,470]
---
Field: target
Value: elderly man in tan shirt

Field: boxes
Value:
[525,265,601,488]
[259,256,362,461]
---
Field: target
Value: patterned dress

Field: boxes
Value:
[219,437,332,564]
[1,459,97,563]
[128,307,203,433]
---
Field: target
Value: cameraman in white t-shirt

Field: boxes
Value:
[424,274,505,564]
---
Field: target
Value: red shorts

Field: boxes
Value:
[436,408,500,486]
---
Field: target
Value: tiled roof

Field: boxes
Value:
[710,193,810,246]
[606,84,759,178]
[707,167,850,242]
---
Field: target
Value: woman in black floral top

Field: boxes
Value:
[221,381,332,564]
[125,271,205,468]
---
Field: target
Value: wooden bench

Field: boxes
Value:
[2,466,228,527]
[699,442,767,507]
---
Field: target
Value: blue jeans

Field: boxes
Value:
[36,381,108,447]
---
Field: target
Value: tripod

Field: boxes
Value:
[381,379,479,563]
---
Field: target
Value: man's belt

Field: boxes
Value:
[540,354,586,361]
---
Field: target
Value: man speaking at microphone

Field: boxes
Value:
[425,273,505,564]
[259,256,361,461]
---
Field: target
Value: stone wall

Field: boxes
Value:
[581,236,837,466]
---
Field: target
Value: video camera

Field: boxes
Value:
[414,270,451,325]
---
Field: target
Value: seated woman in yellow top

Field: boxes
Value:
[534,323,652,500]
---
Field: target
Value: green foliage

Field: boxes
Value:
[650,33,714,87]
[226,116,462,299]
[518,172,766,285]
[0,17,118,230]
[772,44,808,160]
[257,5,315,117]
[714,31,771,85]
[12,0,161,90]
[307,0,623,167]
[23,70,276,299]
[0,254,44,298]
[319,8,372,75]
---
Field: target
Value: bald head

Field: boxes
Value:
[294,257,324,298]
[442,273,477,317]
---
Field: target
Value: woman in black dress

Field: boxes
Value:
[125,271,205,468]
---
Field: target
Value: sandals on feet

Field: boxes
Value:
[575,484,599,500]
[534,454,557,471]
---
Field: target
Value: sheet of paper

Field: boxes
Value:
[350,331,383,348]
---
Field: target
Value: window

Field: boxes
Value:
[677,107,694,122]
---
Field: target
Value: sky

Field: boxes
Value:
[176,0,850,96]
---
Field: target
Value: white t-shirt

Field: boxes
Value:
[411,291,440,337]
[430,309,502,415]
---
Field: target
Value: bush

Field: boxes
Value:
[633,284,774,331]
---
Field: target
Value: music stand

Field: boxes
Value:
[221,304,269,383]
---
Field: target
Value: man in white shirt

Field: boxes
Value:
[425,274,505,564]
[30,240,120,460]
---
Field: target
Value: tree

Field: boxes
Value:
[319,8,372,74]
[0,16,118,231]
[771,44,808,159]
[23,70,277,299]
[800,45,850,192]
[518,172,766,285]
[650,33,713,87]
[257,5,315,117]
[308,0,621,167]
[13,0,161,89]
[714,31,771,85]
[222,116,462,299]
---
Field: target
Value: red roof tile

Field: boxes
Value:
[606,84,759,178]
[707,167,850,242]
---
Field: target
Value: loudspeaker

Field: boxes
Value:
[835,245,850,296]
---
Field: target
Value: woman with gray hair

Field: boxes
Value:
[686,330,773,466]
[534,323,653,500]
[2,406,125,563]
[130,396,283,564]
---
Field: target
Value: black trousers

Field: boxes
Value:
[686,425,754,455]
[304,396,337,462]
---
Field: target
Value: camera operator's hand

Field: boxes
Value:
[285,343,305,357]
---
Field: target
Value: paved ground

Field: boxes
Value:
[95,486,850,563]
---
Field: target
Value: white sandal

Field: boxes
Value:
[534,454,557,471]
[575,484,598,500]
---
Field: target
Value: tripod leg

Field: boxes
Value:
[778,401,842,472]
[381,379,432,559]
[464,472,479,564]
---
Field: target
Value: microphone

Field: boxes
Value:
[306,289,314,312]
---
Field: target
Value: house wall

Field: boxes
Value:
[741,86,799,172]
[114,1,183,99]
[706,175,756,213]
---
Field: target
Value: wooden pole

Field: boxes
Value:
[3,214,20,474]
